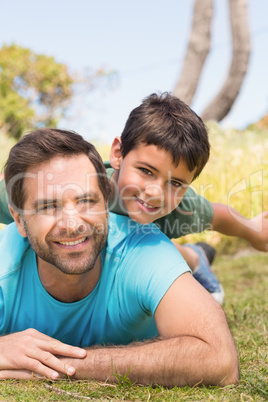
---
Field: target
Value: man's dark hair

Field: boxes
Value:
[4,128,111,210]
[120,92,210,180]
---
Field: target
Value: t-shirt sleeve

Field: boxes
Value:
[154,187,214,239]
[0,179,13,224]
[118,229,191,317]
[106,165,130,217]
[0,223,29,334]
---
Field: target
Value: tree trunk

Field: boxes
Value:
[201,0,251,122]
[173,0,213,106]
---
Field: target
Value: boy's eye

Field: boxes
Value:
[139,167,153,176]
[168,180,183,188]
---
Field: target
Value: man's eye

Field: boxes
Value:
[38,205,57,214]
[42,205,56,210]
[78,198,92,204]
[77,199,97,209]
[139,167,153,176]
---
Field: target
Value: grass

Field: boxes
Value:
[0,251,267,400]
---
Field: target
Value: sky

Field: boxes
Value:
[1,0,268,145]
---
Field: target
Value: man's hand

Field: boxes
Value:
[0,328,87,380]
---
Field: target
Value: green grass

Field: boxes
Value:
[0,251,267,401]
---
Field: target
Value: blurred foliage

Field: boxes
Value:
[0,129,16,171]
[92,141,111,162]
[174,122,268,253]
[247,112,268,131]
[0,44,74,138]
[0,44,117,139]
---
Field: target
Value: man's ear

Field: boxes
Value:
[110,137,122,170]
[9,206,27,238]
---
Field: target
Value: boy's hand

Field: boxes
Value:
[248,211,268,251]
[0,328,87,380]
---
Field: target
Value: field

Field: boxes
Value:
[0,124,267,400]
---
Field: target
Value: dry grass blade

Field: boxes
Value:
[44,383,92,400]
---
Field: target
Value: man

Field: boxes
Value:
[0,128,239,387]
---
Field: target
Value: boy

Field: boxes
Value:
[1,93,267,304]
[105,93,268,303]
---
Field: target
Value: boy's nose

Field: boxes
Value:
[144,183,164,202]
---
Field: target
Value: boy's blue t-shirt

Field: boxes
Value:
[0,213,190,347]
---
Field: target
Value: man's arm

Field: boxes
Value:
[211,203,268,252]
[57,273,239,387]
[0,274,239,386]
[0,328,87,380]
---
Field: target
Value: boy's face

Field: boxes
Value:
[110,141,195,225]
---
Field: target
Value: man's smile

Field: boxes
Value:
[57,237,88,246]
[52,236,90,249]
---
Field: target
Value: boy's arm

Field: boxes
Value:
[211,203,268,252]
[57,274,239,387]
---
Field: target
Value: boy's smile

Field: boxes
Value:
[111,143,195,225]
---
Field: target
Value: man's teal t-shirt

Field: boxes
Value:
[0,213,190,347]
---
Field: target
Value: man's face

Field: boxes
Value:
[18,155,108,275]
[113,144,195,225]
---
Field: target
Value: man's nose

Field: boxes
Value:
[57,205,84,233]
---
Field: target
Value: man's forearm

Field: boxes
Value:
[61,336,239,387]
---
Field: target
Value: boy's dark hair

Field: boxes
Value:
[120,92,210,180]
[4,128,111,211]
